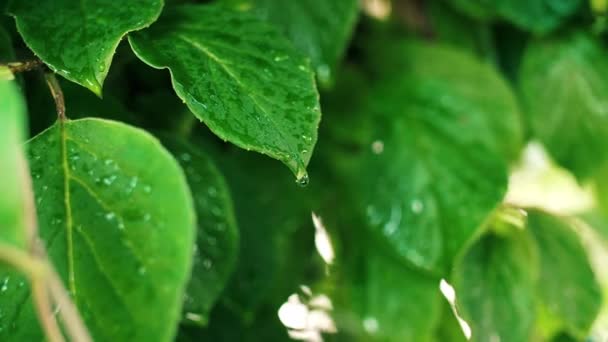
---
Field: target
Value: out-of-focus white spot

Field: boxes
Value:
[279,294,309,330]
[312,213,335,265]
[278,289,337,342]
[363,317,379,333]
[440,279,456,304]
[439,279,472,340]
[362,0,391,20]
[506,142,594,214]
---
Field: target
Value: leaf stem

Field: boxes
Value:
[44,72,66,121]
[1,59,44,73]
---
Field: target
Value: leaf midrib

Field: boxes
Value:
[174,33,304,170]
[59,121,77,300]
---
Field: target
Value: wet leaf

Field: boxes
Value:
[8,0,163,94]
[519,32,608,179]
[161,137,239,326]
[129,4,321,180]
[527,211,602,338]
[223,0,360,85]
[345,42,512,272]
[0,118,196,341]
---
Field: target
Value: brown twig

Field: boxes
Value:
[4,59,44,73]
[44,72,66,121]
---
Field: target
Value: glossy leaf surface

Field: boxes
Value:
[0,118,195,341]
[224,0,360,85]
[9,0,163,94]
[129,4,321,180]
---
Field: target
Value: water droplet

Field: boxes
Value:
[207,187,217,197]
[410,199,424,214]
[105,212,116,221]
[143,185,152,194]
[138,266,147,275]
[103,175,117,186]
[180,153,191,162]
[202,259,212,269]
[371,140,384,154]
[274,55,289,62]
[143,213,151,222]
[296,171,309,187]
[316,64,331,84]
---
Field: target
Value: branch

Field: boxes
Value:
[44,72,66,121]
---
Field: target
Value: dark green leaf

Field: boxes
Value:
[160,137,239,326]
[129,4,321,181]
[224,0,360,85]
[0,118,196,341]
[216,148,315,318]
[519,32,608,179]
[9,0,163,94]
[527,210,602,338]
[447,0,581,34]
[0,78,27,249]
[452,217,538,342]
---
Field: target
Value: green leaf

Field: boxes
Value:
[0,79,27,249]
[346,42,512,272]
[519,32,608,179]
[527,211,602,338]
[452,218,538,342]
[447,0,581,34]
[223,0,360,85]
[0,118,195,341]
[363,40,523,161]
[215,148,315,318]
[338,250,442,341]
[434,301,468,342]
[129,4,321,181]
[160,137,239,326]
[8,0,163,95]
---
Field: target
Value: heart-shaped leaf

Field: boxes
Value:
[129,4,321,181]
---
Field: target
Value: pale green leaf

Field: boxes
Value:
[0,78,27,249]
[129,4,321,180]
[519,32,608,179]
[8,0,163,95]
[0,118,196,341]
